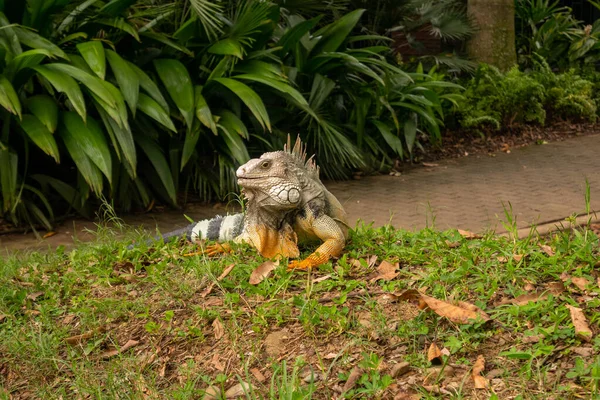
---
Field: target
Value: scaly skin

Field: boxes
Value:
[235,137,348,269]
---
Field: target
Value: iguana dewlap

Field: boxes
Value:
[148,137,348,269]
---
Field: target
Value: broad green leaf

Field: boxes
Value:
[219,110,248,138]
[0,74,21,118]
[95,17,140,42]
[100,0,136,15]
[106,49,139,115]
[141,32,193,56]
[137,93,176,132]
[207,56,232,81]
[135,135,177,204]
[33,174,90,217]
[310,9,365,57]
[194,86,216,134]
[404,115,417,154]
[58,32,88,45]
[60,125,104,194]
[372,119,403,158]
[277,15,322,56]
[23,199,53,230]
[20,114,60,162]
[0,148,17,212]
[7,49,50,75]
[181,120,200,169]
[14,26,68,59]
[234,73,308,106]
[99,79,129,128]
[56,0,100,34]
[67,54,95,75]
[63,112,112,183]
[208,38,244,59]
[347,35,393,43]
[26,95,58,133]
[127,61,169,113]
[217,123,249,165]
[154,58,194,128]
[96,106,136,176]
[44,63,116,107]
[77,41,106,79]
[0,12,22,57]
[33,65,86,120]
[213,77,271,131]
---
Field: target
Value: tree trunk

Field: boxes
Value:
[467,0,517,72]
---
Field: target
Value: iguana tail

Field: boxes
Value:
[128,213,244,248]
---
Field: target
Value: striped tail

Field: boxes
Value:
[128,213,245,249]
[189,213,244,242]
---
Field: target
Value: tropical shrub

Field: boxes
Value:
[453,61,597,131]
[515,0,600,69]
[0,0,462,229]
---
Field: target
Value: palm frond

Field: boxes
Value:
[188,0,224,41]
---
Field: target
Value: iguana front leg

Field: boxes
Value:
[288,214,345,270]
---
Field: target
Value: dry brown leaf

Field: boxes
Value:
[211,353,225,372]
[250,368,266,383]
[422,162,439,167]
[212,319,224,340]
[501,291,549,306]
[98,339,140,359]
[419,293,490,324]
[65,327,106,345]
[546,281,565,295]
[445,240,460,248]
[523,282,536,292]
[457,229,481,239]
[42,231,56,239]
[312,274,331,283]
[560,273,591,291]
[566,305,593,342]
[249,261,279,285]
[472,355,489,389]
[367,255,378,268]
[342,367,363,393]
[369,260,399,282]
[390,362,411,378]
[26,291,44,301]
[539,244,555,256]
[200,264,236,297]
[225,382,252,398]
[427,343,443,364]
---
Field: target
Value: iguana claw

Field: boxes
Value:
[287,259,316,270]
[183,243,232,257]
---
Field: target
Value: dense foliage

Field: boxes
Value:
[454,59,597,131]
[0,0,463,229]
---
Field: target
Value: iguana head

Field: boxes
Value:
[236,136,322,210]
[236,151,302,209]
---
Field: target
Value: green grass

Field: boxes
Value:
[1,221,600,399]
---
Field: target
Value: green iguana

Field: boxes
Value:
[141,137,348,270]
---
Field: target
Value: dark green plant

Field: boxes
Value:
[0,0,459,228]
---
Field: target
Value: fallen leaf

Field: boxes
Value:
[98,339,140,359]
[249,261,279,285]
[524,283,536,292]
[472,355,489,389]
[212,319,224,340]
[65,327,106,345]
[61,314,76,325]
[572,347,594,357]
[457,229,481,239]
[390,361,411,378]
[566,305,593,342]
[369,260,399,282]
[422,162,439,167]
[250,368,266,382]
[560,273,590,291]
[427,342,443,364]
[539,244,555,256]
[42,231,56,239]
[324,352,338,359]
[26,291,44,301]
[200,264,236,297]
[225,382,252,398]
[367,255,378,268]
[0,314,6,323]
[312,274,331,283]
[416,291,490,324]
[211,353,225,372]
[342,366,362,393]
[445,240,460,248]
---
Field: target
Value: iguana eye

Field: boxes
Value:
[260,160,271,169]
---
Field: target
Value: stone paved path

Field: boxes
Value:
[2,134,599,253]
